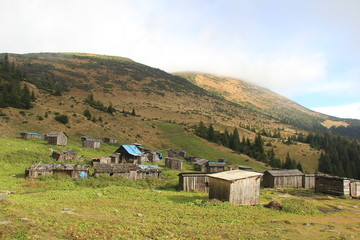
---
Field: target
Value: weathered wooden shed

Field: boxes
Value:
[165,157,183,170]
[51,150,77,161]
[206,162,226,173]
[103,137,118,144]
[208,170,263,205]
[19,132,42,140]
[315,175,351,196]
[303,174,316,189]
[114,145,147,164]
[91,156,111,165]
[45,132,68,146]
[178,172,209,192]
[195,159,209,172]
[83,139,101,149]
[262,169,304,188]
[25,163,89,179]
[93,163,161,179]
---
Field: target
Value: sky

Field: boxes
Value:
[1,0,360,119]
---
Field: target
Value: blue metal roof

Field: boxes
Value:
[19,132,42,136]
[138,165,160,170]
[122,145,143,155]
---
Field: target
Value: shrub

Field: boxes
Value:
[54,114,69,124]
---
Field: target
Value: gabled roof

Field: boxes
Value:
[122,145,143,156]
[45,131,68,137]
[266,169,304,177]
[207,162,226,167]
[208,170,263,181]
[195,159,209,165]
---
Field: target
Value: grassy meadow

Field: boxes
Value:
[0,133,359,239]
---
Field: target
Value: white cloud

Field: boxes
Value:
[312,103,360,120]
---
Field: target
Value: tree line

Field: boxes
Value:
[0,54,35,109]
[195,121,303,171]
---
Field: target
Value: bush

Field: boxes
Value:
[54,114,69,124]
[281,198,319,215]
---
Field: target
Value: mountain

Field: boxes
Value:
[1,52,360,174]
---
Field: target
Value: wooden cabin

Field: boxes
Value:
[315,175,351,196]
[114,145,147,164]
[83,139,101,149]
[45,132,68,146]
[19,132,42,140]
[25,163,89,179]
[103,137,118,144]
[195,159,209,172]
[143,149,161,163]
[303,174,316,189]
[165,157,183,170]
[178,172,209,192]
[51,150,77,161]
[208,170,263,205]
[93,163,161,179]
[206,162,226,173]
[186,157,201,163]
[262,169,304,188]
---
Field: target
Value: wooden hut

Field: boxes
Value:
[19,132,42,140]
[93,163,161,179]
[165,157,183,170]
[25,163,89,179]
[45,132,68,146]
[83,139,101,149]
[91,156,111,165]
[303,174,316,189]
[195,159,209,172]
[315,175,351,196]
[208,170,263,205]
[178,172,209,192]
[51,150,77,161]
[103,137,118,144]
[262,169,304,188]
[114,145,147,164]
[206,162,226,173]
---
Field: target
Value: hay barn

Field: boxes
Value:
[165,157,183,170]
[19,132,42,140]
[206,162,225,173]
[93,163,161,179]
[178,172,209,192]
[262,169,304,188]
[45,132,68,146]
[208,170,263,205]
[315,175,351,196]
[103,137,118,144]
[114,145,147,164]
[25,163,89,179]
[51,150,77,161]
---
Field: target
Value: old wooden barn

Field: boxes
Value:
[93,163,161,179]
[103,137,118,144]
[83,139,101,149]
[178,172,209,192]
[45,132,68,146]
[51,150,77,161]
[262,169,304,188]
[206,162,226,173]
[114,145,147,164]
[25,163,89,179]
[303,174,316,189]
[208,170,263,205]
[195,159,209,172]
[165,157,183,170]
[315,175,351,196]
[19,132,42,140]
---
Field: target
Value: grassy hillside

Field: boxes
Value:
[0,136,359,239]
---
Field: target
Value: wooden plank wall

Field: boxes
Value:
[165,157,183,170]
[229,177,261,205]
[303,174,316,189]
[179,175,209,192]
[209,178,231,202]
[315,176,350,196]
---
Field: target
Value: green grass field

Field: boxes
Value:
[0,134,359,239]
